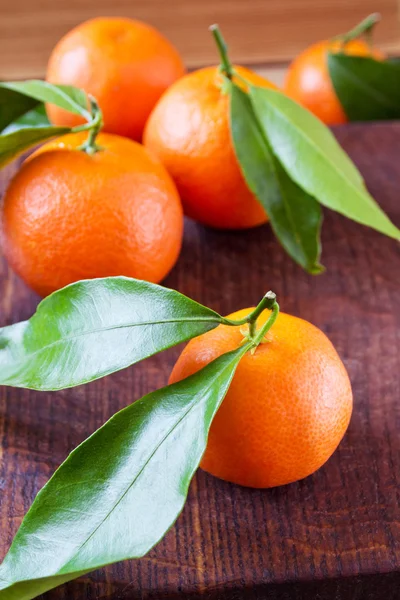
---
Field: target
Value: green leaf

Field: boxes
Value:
[0,345,246,600]
[0,124,70,167]
[249,85,400,240]
[328,54,400,121]
[0,81,90,120]
[230,83,323,274]
[0,81,93,164]
[0,276,223,391]
[2,104,51,134]
[0,85,39,132]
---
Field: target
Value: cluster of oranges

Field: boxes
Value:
[0,17,358,489]
[1,16,384,297]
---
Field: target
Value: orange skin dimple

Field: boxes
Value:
[46,17,186,141]
[169,307,353,488]
[143,65,276,230]
[1,132,183,297]
[284,39,385,125]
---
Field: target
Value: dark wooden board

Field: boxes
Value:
[0,123,399,599]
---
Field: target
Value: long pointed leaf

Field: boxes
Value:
[230,83,323,273]
[0,125,70,167]
[328,54,400,121]
[2,104,51,134]
[0,86,39,132]
[0,81,92,165]
[0,346,247,600]
[0,81,90,120]
[0,277,223,390]
[249,85,400,240]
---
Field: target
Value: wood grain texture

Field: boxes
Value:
[0,0,399,79]
[0,122,400,599]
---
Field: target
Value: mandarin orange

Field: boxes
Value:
[144,66,276,229]
[284,39,385,125]
[170,307,352,488]
[46,17,186,140]
[1,132,183,296]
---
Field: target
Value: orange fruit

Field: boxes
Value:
[169,307,352,488]
[284,39,385,125]
[46,17,186,141]
[143,66,275,229]
[1,132,183,297]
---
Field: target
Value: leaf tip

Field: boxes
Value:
[308,263,325,276]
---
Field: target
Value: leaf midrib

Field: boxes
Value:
[4,315,222,363]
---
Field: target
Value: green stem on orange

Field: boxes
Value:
[210,24,234,79]
[250,297,279,347]
[221,291,279,348]
[77,95,104,155]
[247,291,277,339]
[334,13,380,47]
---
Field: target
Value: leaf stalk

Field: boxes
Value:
[77,95,104,155]
[250,297,279,347]
[221,291,279,349]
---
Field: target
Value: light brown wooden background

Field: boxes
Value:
[0,0,399,80]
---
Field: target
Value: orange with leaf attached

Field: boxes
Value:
[144,65,276,229]
[170,307,352,488]
[1,132,183,297]
[284,14,385,125]
[284,39,384,125]
[46,17,186,141]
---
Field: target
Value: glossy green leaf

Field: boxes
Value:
[328,54,400,121]
[2,104,51,134]
[0,81,93,164]
[0,85,39,132]
[0,276,223,391]
[0,81,90,120]
[249,85,400,240]
[0,345,247,600]
[230,83,323,274]
[0,124,70,167]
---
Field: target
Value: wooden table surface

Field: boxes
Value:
[2,1,399,79]
[0,123,399,599]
